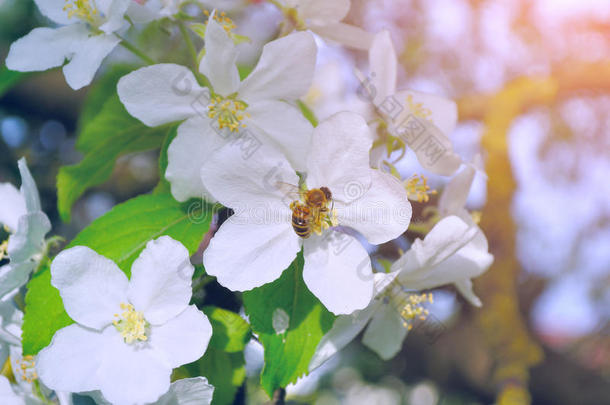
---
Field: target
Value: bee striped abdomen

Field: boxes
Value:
[290,202,312,238]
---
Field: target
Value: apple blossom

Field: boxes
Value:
[118,16,316,202]
[201,111,412,315]
[363,30,462,175]
[5,0,133,90]
[0,159,51,300]
[36,236,213,405]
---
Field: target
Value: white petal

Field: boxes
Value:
[238,31,316,103]
[203,216,300,291]
[337,170,411,245]
[157,377,214,405]
[7,212,51,263]
[306,112,373,204]
[0,375,23,405]
[32,0,71,24]
[128,237,194,325]
[303,232,374,315]
[200,139,299,212]
[245,100,313,172]
[369,30,396,104]
[0,183,25,233]
[99,0,130,34]
[117,64,205,126]
[0,262,35,305]
[51,246,128,330]
[5,25,88,73]
[454,278,483,307]
[166,116,229,203]
[309,302,378,372]
[385,90,461,175]
[299,0,350,23]
[98,328,171,405]
[63,33,120,90]
[199,16,240,96]
[438,164,475,217]
[36,324,107,393]
[310,22,373,50]
[150,305,212,368]
[362,302,407,360]
[17,158,41,213]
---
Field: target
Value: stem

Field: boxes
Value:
[119,38,156,65]
[178,21,199,71]
[192,275,214,293]
[272,388,286,405]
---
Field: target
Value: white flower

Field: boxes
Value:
[0,158,51,300]
[0,375,26,405]
[88,376,214,405]
[275,0,374,50]
[364,31,462,175]
[118,16,316,202]
[201,111,412,315]
[36,236,213,405]
[5,0,132,90]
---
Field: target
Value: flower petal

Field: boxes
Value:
[369,30,397,104]
[128,236,194,325]
[150,305,212,368]
[0,183,25,233]
[238,31,316,103]
[157,377,215,405]
[6,212,50,263]
[299,0,350,23]
[118,64,206,126]
[309,302,378,372]
[310,22,373,50]
[245,100,313,172]
[361,302,407,360]
[303,232,374,315]
[337,169,411,245]
[0,262,35,303]
[99,0,130,34]
[199,16,240,96]
[438,164,475,217]
[5,25,88,73]
[454,278,483,307]
[63,33,120,90]
[51,246,128,330]
[166,116,229,203]
[0,375,23,405]
[203,216,300,291]
[32,0,71,25]
[305,112,373,204]
[98,327,171,405]
[200,139,299,212]
[36,324,107,393]
[17,158,41,213]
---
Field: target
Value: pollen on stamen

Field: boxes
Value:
[395,292,434,330]
[203,10,237,34]
[15,355,37,384]
[207,96,250,132]
[113,303,149,344]
[63,0,99,24]
[405,94,433,120]
[405,174,437,203]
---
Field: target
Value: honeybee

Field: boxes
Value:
[290,187,333,238]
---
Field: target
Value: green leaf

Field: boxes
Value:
[21,266,72,357]
[203,306,252,353]
[243,252,335,395]
[0,66,27,97]
[57,94,173,222]
[77,65,136,143]
[188,347,246,405]
[22,192,213,355]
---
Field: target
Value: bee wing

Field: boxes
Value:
[274,182,301,201]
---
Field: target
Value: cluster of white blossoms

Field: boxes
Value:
[2,0,495,403]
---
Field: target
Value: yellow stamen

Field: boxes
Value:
[405,94,432,120]
[471,211,482,225]
[207,95,250,132]
[15,355,37,384]
[405,174,437,203]
[385,283,434,330]
[113,303,149,344]
[63,0,99,24]
[0,240,8,261]
[204,10,237,34]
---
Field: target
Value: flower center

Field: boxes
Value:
[207,95,250,132]
[405,174,436,203]
[63,0,99,24]
[405,94,432,120]
[0,240,8,261]
[384,283,433,330]
[204,10,237,34]
[15,355,37,383]
[113,303,149,344]
[290,187,337,238]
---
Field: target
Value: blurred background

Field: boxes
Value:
[1,0,609,404]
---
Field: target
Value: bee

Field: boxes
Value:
[290,187,333,238]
